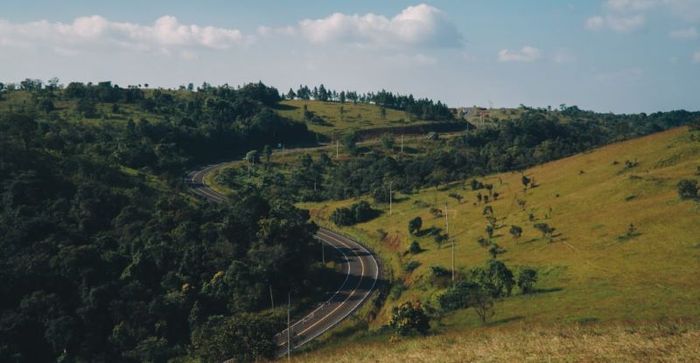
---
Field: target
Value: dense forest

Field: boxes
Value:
[0,81,324,362]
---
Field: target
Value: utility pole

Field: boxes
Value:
[444,201,454,282]
[287,292,291,360]
[389,181,393,216]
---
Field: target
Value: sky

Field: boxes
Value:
[1,0,699,113]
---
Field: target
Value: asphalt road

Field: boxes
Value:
[186,162,380,358]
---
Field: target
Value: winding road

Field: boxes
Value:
[186,162,380,358]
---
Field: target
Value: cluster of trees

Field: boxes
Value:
[330,201,379,226]
[3,80,315,179]
[254,108,700,203]
[0,82,327,362]
[286,84,453,120]
[438,261,538,322]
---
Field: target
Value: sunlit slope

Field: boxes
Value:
[276,99,455,137]
[302,127,700,329]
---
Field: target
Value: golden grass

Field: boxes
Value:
[277,100,431,137]
[291,321,700,362]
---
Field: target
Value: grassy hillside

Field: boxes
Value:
[292,321,699,362]
[276,100,446,138]
[300,127,700,335]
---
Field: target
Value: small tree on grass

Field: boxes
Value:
[471,288,495,323]
[488,243,506,259]
[677,179,698,200]
[534,223,555,240]
[408,216,423,235]
[485,225,494,238]
[477,236,491,248]
[517,268,538,294]
[389,301,430,336]
[509,225,523,239]
[408,241,422,254]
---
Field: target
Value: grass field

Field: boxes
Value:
[276,100,437,137]
[300,127,700,336]
[292,320,700,362]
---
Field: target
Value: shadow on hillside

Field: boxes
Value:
[529,287,563,295]
[487,315,524,326]
[274,103,297,111]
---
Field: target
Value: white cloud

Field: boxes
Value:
[295,4,462,48]
[585,16,606,30]
[585,14,645,32]
[0,15,248,54]
[669,26,698,38]
[693,50,700,62]
[587,0,700,33]
[605,0,659,12]
[552,49,577,63]
[497,46,541,62]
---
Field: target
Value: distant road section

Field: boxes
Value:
[186,163,380,358]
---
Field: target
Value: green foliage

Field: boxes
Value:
[517,268,538,294]
[471,260,515,298]
[677,179,698,200]
[408,216,423,235]
[330,200,378,226]
[509,225,523,238]
[408,240,422,255]
[389,301,431,336]
[438,281,480,312]
[191,313,282,363]
[0,83,321,361]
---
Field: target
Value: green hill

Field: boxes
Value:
[296,126,700,360]
[276,99,465,138]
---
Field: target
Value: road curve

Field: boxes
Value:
[186,162,380,358]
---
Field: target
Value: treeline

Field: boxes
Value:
[1,80,315,177]
[0,82,327,362]
[230,108,700,202]
[286,84,453,120]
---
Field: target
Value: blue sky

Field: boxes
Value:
[1,0,699,113]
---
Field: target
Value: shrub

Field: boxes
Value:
[389,301,430,336]
[677,179,698,200]
[438,281,480,312]
[408,241,422,254]
[408,216,422,235]
[509,225,523,238]
[517,268,538,294]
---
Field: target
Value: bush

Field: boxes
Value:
[430,265,450,278]
[517,268,538,294]
[389,301,430,336]
[408,216,422,235]
[438,281,480,312]
[677,179,698,200]
[408,240,422,254]
[471,260,514,298]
